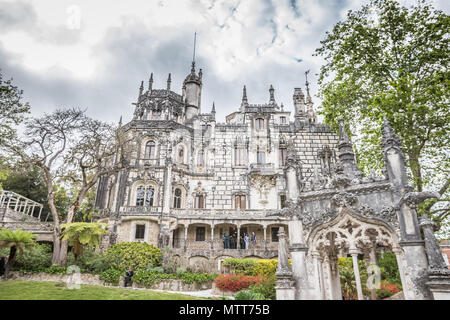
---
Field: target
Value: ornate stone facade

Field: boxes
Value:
[94,63,449,299]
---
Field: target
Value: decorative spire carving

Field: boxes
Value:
[269,85,275,103]
[148,73,153,91]
[381,117,401,150]
[167,73,171,91]
[211,102,216,114]
[337,117,358,174]
[241,85,248,106]
[138,80,144,99]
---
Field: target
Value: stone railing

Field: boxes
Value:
[119,206,162,215]
[170,208,272,217]
[1,221,54,232]
[249,163,275,173]
[172,239,278,251]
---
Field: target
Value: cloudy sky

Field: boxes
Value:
[1,0,449,124]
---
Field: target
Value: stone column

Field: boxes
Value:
[288,216,308,299]
[393,247,412,299]
[331,256,342,300]
[382,118,431,299]
[263,226,267,250]
[324,255,334,300]
[368,246,378,300]
[420,215,450,300]
[210,224,215,250]
[312,251,322,299]
[184,225,188,251]
[318,256,326,300]
[350,250,364,300]
[237,226,240,249]
[275,227,295,300]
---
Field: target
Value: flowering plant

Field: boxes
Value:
[214,274,268,292]
[376,280,402,299]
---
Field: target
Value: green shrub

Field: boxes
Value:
[100,269,124,285]
[12,244,52,272]
[377,252,401,284]
[222,258,258,275]
[234,290,265,300]
[67,247,110,274]
[131,270,217,287]
[103,242,162,271]
[44,266,67,274]
[250,277,276,300]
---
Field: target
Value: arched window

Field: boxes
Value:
[145,141,156,159]
[173,188,182,208]
[279,148,287,166]
[136,186,145,206]
[197,150,204,167]
[178,147,184,163]
[136,186,155,206]
[194,194,205,209]
[235,194,246,209]
[255,118,265,130]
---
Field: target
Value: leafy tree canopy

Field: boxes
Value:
[315,0,449,229]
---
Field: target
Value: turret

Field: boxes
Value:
[293,87,306,119]
[183,62,202,122]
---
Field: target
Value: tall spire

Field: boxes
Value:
[190,32,197,73]
[269,85,275,103]
[211,102,216,114]
[167,73,171,91]
[305,70,311,101]
[148,73,153,91]
[241,85,248,105]
[138,80,144,99]
[337,117,358,174]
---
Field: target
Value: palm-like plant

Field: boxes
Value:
[0,228,36,279]
[60,222,108,262]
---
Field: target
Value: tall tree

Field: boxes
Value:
[0,70,30,142]
[315,0,449,225]
[2,109,129,265]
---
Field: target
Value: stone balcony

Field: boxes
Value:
[249,163,276,175]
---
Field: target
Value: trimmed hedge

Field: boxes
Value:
[99,269,125,285]
[132,269,217,287]
[103,242,162,271]
[222,258,286,277]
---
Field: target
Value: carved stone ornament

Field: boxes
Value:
[331,191,358,207]
[402,191,440,209]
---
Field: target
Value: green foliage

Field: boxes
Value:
[66,247,110,274]
[99,269,124,285]
[338,257,370,299]
[60,222,107,247]
[0,70,30,142]
[222,258,258,275]
[103,242,162,271]
[249,278,276,300]
[315,0,450,226]
[12,244,52,272]
[234,290,266,300]
[131,269,217,287]
[0,228,36,253]
[43,266,67,274]
[377,252,401,284]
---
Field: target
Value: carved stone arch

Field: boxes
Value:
[172,184,188,209]
[130,179,160,207]
[307,206,399,255]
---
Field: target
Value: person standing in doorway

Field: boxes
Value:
[244,233,249,250]
[224,232,230,249]
[251,232,256,247]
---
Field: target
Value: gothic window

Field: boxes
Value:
[234,147,247,166]
[280,116,286,124]
[255,118,265,130]
[197,150,205,167]
[173,188,182,208]
[136,186,155,206]
[195,227,205,241]
[152,109,161,119]
[178,147,184,163]
[279,148,287,166]
[194,194,205,209]
[280,195,287,209]
[145,141,156,158]
[257,151,266,164]
[135,224,145,240]
[271,227,280,242]
[136,186,145,206]
[235,195,246,209]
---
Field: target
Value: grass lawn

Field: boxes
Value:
[0,280,206,300]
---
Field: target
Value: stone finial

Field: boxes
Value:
[241,85,248,105]
[149,73,153,91]
[199,68,203,80]
[191,61,196,74]
[269,85,275,103]
[338,117,350,144]
[381,117,401,149]
[211,102,216,114]
[138,80,144,98]
[119,115,122,127]
[167,73,171,91]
